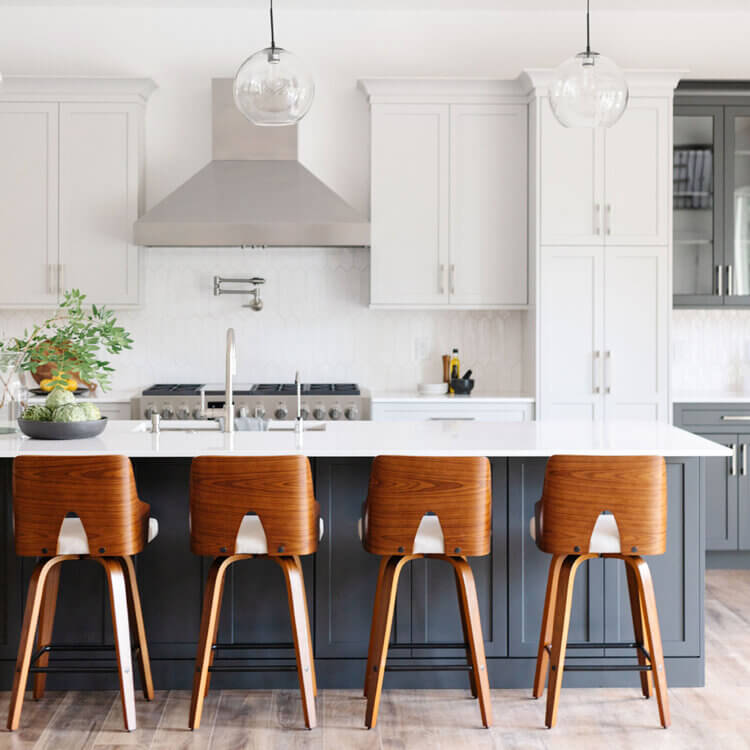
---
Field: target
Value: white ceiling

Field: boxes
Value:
[1,0,749,9]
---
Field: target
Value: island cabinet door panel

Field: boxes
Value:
[449,104,528,306]
[0,460,24,666]
[507,458,606,657]
[539,246,604,420]
[604,458,703,658]
[737,439,750,550]
[59,103,140,305]
[370,104,450,306]
[0,103,59,307]
[314,458,412,658]
[409,459,507,658]
[703,433,739,551]
[602,246,669,421]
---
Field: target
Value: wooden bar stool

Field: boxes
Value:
[9,455,157,732]
[531,455,670,729]
[360,455,493,729]
[188,455,321,730]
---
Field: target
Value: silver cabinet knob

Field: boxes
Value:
[313,406,326,420]
[345,406,359,421]
[160,405,174,420]
[176,406,190,420]
[329,406,343,420]
[275,405,289,420]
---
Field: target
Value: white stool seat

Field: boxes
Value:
[235,515,324,555]
[358,514,446,554]
[529,512,621,554]
[57,516,159,555]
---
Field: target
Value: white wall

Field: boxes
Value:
[1,6,750,393]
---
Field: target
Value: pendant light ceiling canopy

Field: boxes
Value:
[549,0,628,128]
[233,0,314,127]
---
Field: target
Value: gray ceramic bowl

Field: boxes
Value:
[17,417,108,440]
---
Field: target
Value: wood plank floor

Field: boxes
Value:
[1,569,749,749]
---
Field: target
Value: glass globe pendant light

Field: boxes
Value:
[233,0,314,127]
[549,0,628,128]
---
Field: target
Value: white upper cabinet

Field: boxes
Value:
[0,103,59,306]
[0,78,154,308]
[360,79,529,309]
[539,93,670,247]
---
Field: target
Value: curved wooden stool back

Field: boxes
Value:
[13,454,150,557]
[362,455,493,731]
[363,455,491,556]
[532,455,670,731]
[190,454,318,556]
[188,455,319,731]
[537,455,667,555]
[9,455,154,733]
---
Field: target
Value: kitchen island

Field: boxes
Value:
[0,420,729,691]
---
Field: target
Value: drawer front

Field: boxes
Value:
[675,404,750,431]
[96,402,132,420]
[372,403,534,422]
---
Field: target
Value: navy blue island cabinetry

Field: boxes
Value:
[0,453,705,690]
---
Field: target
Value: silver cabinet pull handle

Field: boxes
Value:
[57,263,64,293]
[604,350,612,394]
[731,443,737,476]
[594,203,601,235]
[449,264,455,295]
[743,444,747,476]
[46,264,55,295]
[429,417,475,421]
[593,351,601,394]
[605,204,612,235]
[717,265,724,296]
[721,415,750,421]
[439,264,445,294]
[727,264,734,296]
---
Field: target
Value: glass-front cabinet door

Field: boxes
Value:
[673,106,724,306]
[726,107,750,304]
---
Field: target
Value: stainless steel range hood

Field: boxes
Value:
[133,79,370,248]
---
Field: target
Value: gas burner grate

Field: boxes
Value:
[142,384,204,396]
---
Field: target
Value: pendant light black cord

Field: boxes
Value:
[269,0,276,51]
[585,0,591,55]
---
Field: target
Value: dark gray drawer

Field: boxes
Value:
[675,403,750,430]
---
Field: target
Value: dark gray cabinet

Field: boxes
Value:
[674,83,750,308]
[508,457,702,659]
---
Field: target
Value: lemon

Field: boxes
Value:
[40,377,77,392]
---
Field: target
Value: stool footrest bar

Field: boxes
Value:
[384,664,472,672]
[212,642,295,650]
[389,642,468,650]
[208,665,299,673]
[562,664,652,672]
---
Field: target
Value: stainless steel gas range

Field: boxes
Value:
[131,383,370,421]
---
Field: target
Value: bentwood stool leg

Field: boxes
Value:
[449,557,492,728]
[454,563,478,699]
[276,556,317,729]
[625,559,653,699]
[8,556,69,731]
[32,562,61,700]
[545,555,595,729]
[294,555,317,698]
[628,557,670,728]
[120,556,154,701]
[533,554,565,699]
[364,556,390,698]
[189,555,237,730]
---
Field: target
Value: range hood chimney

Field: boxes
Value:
[133,79,370,248]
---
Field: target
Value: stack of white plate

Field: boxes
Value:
[417,383,448,396]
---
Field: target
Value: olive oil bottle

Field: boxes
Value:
[449,348,460,393]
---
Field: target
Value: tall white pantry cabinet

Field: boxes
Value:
[529,71,681,421]
[0,78,155,307]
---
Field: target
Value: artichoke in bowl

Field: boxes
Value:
[21,405,52,422]
[78,402,101,421]
[45,388,76,410]
[51,403,87,423]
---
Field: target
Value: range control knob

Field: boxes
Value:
[192,406,204,420]
[177,406,190,420]
[237,406,248,418]
[329,406,343,420]
[253,405,266,419]
[300,406,311,420]
[275,405,289,420]
[161,405,174,420]
[313,406,326,420]
[144,404,158,419]
[345,406,360,421]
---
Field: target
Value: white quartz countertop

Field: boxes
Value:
[0,419,731,459]
[674,392,750,404]
[371,392,535,403]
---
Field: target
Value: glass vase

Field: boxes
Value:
[0,351,28,434]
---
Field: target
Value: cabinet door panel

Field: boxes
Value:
[0,103,59,306]
[508,458,605,656]
[603,246,668,421]
[605,458,702,657]
[450,104,527,305]
[738,439,750,550]
[539,246,603,420]
[540,102,602,245]
[604,98,670,246]
[702,434,738,551]
[59,103,140,305]
[370,104,449,305]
